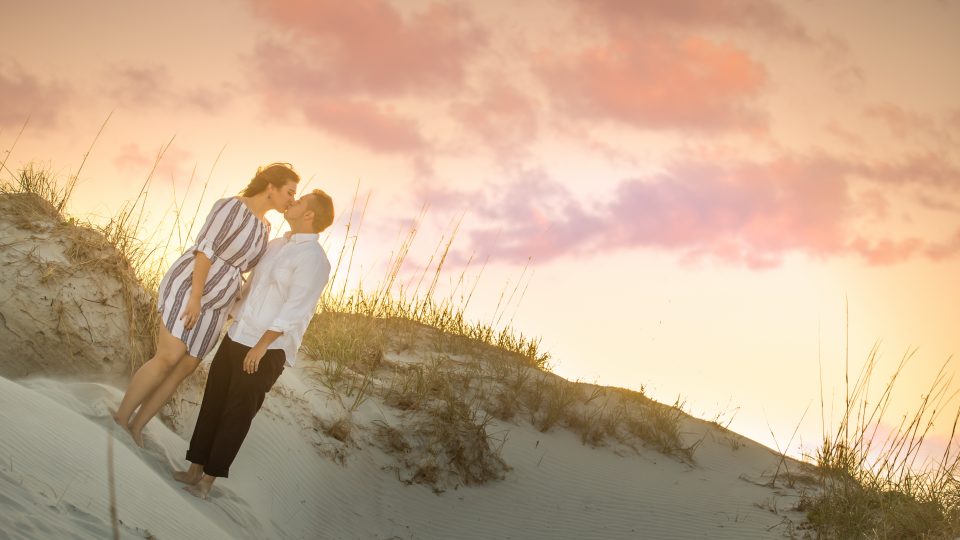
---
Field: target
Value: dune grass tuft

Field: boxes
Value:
[797,344,960,538]
[1,165,160,376]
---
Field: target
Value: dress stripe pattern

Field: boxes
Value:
[156,197,270,359]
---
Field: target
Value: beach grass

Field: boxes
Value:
[795,343,960,538]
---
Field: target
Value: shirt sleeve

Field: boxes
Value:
[191,198,237,261]
[267,248,331,334]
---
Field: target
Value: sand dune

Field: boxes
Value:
[0,191,815,538]
[0,364,812,539]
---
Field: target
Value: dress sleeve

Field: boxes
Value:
[192,198,237,260]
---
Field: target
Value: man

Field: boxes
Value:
[173,189,334,499]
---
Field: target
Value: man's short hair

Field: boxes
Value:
[305,189,334,233]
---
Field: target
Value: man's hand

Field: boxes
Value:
[243,344,268,374]
[180,296,202,330]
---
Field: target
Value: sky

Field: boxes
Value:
[2,0,960,464]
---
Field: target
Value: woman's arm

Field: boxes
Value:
[180,198,236,331]
[180,252,212,330]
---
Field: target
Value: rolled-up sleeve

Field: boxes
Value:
[267,248,331,334]
[192,198,236,260]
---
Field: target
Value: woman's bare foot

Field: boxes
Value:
[128,425,145,448]
[183,475,216,499]
[110,409,135,438]
[128,417,148,449]
[173,464,204,485]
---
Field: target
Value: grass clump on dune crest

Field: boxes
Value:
[311,192,551,372]
[798,344,960,538]
[1,165,160,376]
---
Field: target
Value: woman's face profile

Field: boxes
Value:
[270,180,298,212]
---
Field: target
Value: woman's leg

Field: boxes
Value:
[114,321,187,437]
[127,353,201,446]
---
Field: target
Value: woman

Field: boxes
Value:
[113,163,299,447]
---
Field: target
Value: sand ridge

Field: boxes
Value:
[0,363,814,539]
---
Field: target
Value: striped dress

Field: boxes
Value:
[157,197,271,359]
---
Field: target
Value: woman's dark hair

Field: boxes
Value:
[241,163,300,197]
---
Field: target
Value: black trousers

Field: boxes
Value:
[186,334,285,478]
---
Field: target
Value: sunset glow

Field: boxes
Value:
[3,0,959,461]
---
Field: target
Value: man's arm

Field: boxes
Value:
[243,248,330,373]
[242,329,284,374]
[266,250,330,338]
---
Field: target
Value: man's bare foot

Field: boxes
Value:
[183,475,215,499]
[173,464,204,485]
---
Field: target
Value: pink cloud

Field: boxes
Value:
[113,142,194,184]
[300,97,426,153]
[917,192,960,213]
[949,110,960,132]
[824,121,863,146]
[858,152,960,189]
[179,85,235,114]
[250,39,431,154]
[106,65,168,108]
[573,0,810,41]
[849,236,925,265]
[464,170,605,264]
[926,228,960,261]
[247,0,488,155]
[249,0,485,96]
[571,1,866,103]
[422,154,960,268]
[0,59,71,128]
[601,158,851,267]
[534,33,767,132]
[865,103,934,138]
[103,64,234,113]
[450,81,539,162]
[816,34,866,93]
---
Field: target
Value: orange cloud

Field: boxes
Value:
[535,33,767,132]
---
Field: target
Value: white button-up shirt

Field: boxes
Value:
[227,232,330,366]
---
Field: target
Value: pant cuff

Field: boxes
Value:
[203,466,229,478]
[185,450,206,464]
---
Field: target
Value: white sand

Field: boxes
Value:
[0,364,813,539]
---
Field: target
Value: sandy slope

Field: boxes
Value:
[0,365,813,540]
[0,181,820,538]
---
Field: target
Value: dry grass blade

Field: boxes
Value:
[800,343,960,538]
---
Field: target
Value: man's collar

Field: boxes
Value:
[283,231,319,244]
